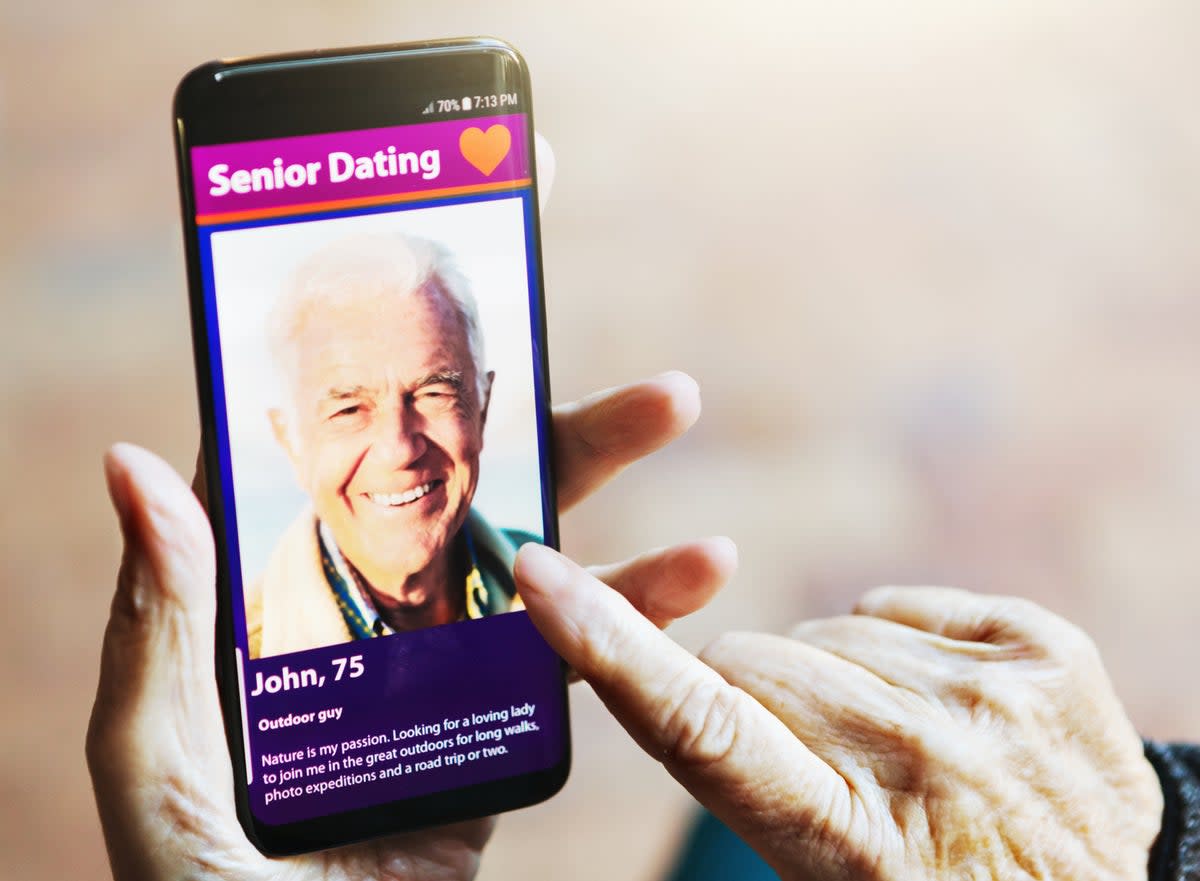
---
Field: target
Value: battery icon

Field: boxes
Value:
[461,96,473,111]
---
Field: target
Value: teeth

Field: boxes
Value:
[369,482,435,507]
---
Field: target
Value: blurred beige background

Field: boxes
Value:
[4,1,1200,878]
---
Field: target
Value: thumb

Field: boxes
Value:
[87,443,224,783]
[514,544,842,863]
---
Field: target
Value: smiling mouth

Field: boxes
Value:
[365,480,443,508]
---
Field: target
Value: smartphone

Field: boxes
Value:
[173,38,568,855]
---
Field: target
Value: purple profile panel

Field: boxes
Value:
[191,113,530,221]
[244,613,565,825]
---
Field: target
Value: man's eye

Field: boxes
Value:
[417,386,458,401]
[332,404,361,418]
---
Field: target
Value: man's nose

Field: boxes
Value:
[369,403,428,467]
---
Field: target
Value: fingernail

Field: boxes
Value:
[104,445,155,616]
[103,444,135,531]
[653,371,701,424]
[514,543,570,597]
[708,535,738,564]
[653,370,698,396]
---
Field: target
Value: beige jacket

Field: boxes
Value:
[244,508,527,659]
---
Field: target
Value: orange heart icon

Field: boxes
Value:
[459,125,512,176]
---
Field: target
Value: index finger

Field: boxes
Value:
[513,543,848,865]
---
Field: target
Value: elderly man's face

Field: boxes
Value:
[274,283,489,596]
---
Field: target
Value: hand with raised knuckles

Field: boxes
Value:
[87,371,737,881]
[515,548,1165,881]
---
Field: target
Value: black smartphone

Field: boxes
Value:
[173,38,568,855]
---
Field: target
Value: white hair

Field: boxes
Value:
[268,232,487,409]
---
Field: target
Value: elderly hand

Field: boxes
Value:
[515,549,1164,880]
[86,372,736,881]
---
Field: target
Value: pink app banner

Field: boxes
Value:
[190,113,530,219]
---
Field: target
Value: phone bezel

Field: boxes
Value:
[173,38,568,856]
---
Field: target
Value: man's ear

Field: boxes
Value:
[479,371,496,429]
[268,407,303,482]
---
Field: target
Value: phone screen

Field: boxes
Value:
[177,45,567,848]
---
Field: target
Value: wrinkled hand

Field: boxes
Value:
[515,550,1164,881]
[86,372,736,881]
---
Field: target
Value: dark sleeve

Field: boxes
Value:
[1144,740,1200,880]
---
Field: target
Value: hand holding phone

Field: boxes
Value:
[88,38,735,870]
[88,371,732,878]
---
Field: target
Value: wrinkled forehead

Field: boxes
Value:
[289,268,455,326]
[283,282,473,386]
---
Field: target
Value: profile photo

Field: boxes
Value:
[209,199,546,659]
